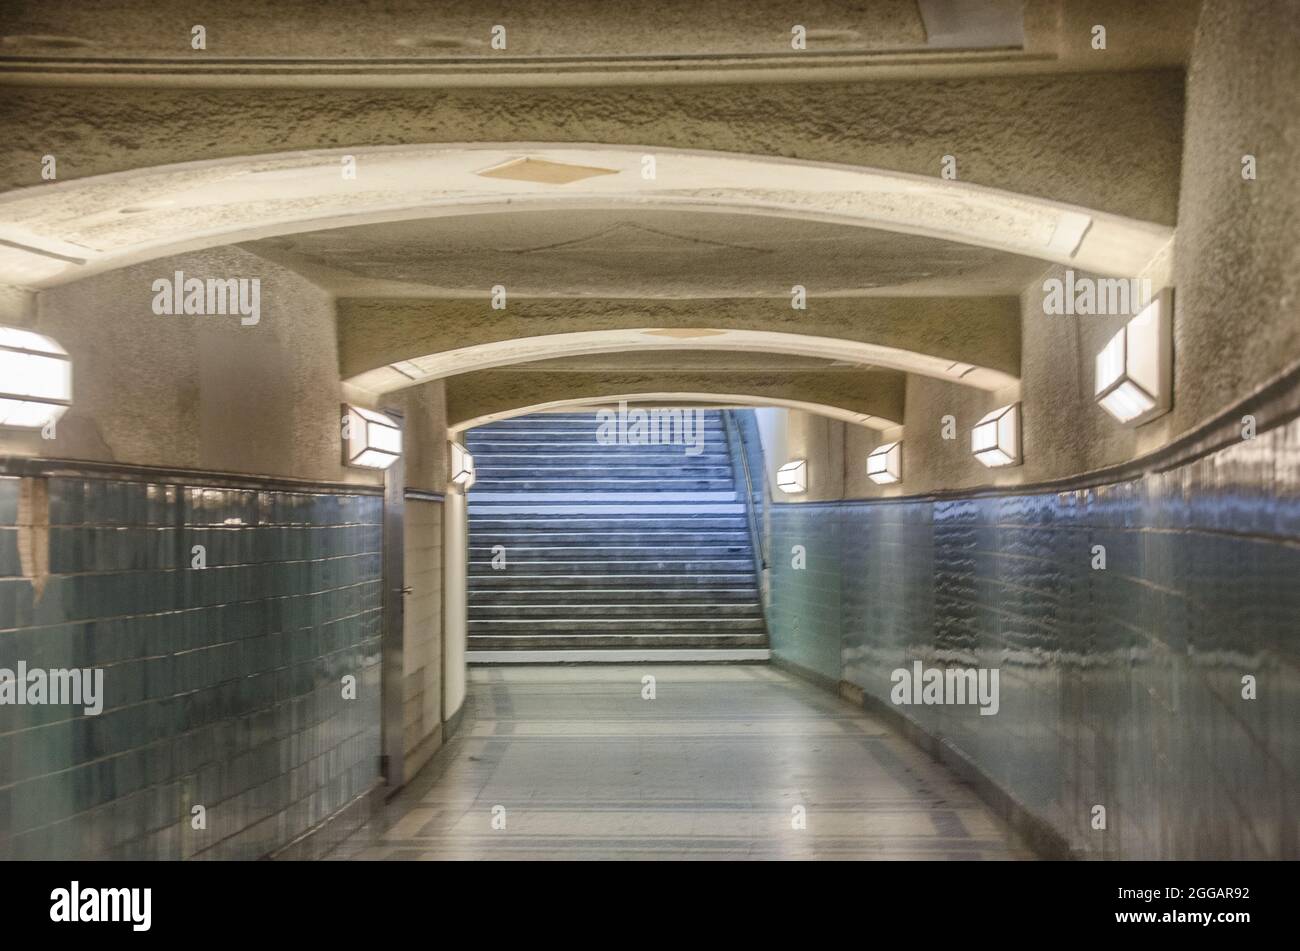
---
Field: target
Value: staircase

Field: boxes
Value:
[464,410,768,659]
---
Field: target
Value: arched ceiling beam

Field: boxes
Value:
[442,368,905,433]
[0,144,1174,289]
[347,326,1015,396]
[338,297,1021,391]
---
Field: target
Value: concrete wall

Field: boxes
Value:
[766,266,1188,501]
[0,247,379,488]
[754,407,845,503]
[402,498,443,778]
[389,380,451,776]
[1167,0,1300,434]
[389,381,449,492]
[388,378,463,732]
[441,490,468,724]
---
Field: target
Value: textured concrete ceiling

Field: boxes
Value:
[0,0,931,58]
[443,367,907,431]
[335,296,1022,393]
[245,208,1048,298]
[0,0,1197,79]
[0,1,1195,436]
[0,75,1186,228]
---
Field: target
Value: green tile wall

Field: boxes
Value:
[765,418,1299,859]
[0,475,383,860]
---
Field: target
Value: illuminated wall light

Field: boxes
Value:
[0,326,72,429]
[867,440,902,484]
[776,459,807,494]
[450,441,477,489]
[342,404,402,469]
[971,402,1021,468]
[1095,288,1173,426]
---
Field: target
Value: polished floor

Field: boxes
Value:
[330,665,1035,860]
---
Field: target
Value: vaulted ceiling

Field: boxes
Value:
[245,208,1048,299]
[0,0,1196,430]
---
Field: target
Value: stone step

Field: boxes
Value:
[466,444,729,456]
[469,451,732,462]
[476,465,734,477]
[469,489,739,500]
[466,434,726,445]
[470,602,763,619]
[468,586,761,604]
[469,572,758,589]
[466,436,727,448]
[466,429,725,442]
[469,617,767,635]
[466,416,725,429]
[466,632,769,650]
[467,501,747,514]
[470,517,754,530]
[472,479,739,493]
[468,557,757,576]
[467,417,724,429]
[469,543,753,559]
[469,530,752,545]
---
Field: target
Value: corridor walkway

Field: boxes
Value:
[331,665,1034,860]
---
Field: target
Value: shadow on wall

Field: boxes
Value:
[755,410,1298,860]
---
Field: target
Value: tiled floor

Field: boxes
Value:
[329,664,1036,860]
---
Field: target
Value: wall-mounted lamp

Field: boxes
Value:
[342,404,402,469]
[1095,288,1172,426]
[867,440,902,484]
[0,326,72,429]
[450,441,476,490]
[776,459,807,494]
[971,402,1021,468]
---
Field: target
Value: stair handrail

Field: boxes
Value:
[722,409,768,571]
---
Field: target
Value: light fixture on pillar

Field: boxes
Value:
[1095,288,1173,426]
[776,459,807,494]
[867,440,902,484]
[971,402,1021,468]
[342,404,402,469]
[0,327,72,429]
[450,441,476,490]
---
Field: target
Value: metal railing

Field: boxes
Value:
[721,409,768,572]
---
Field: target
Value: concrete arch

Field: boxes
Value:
[0,143,1173,288]
[350,326,1016,396]
[340,298,1021,395]
[451,393,895,434]
[442,368,905,432]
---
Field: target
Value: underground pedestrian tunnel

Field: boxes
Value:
[0,0,1295,862]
